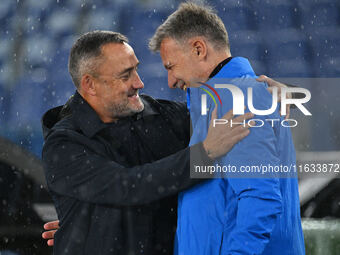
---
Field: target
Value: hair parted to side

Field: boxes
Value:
[149,1,230,52]
[68,30,128,88]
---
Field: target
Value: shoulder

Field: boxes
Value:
[45,114,77,139]
[140,94,190,140]
[43,114,90,155]
[52,114,75,131]
[229,76,267,91]
[217,77,272,105]
[140,94,188,116]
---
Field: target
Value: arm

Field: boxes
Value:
[257,75,302,119]
[225,183,282,255]
[43,131,207,207]
[224,141,282,254]
[43,110,253,207]
[41,109,253,246]
[217,83,283,254]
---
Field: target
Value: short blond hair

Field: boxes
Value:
[149,2,230,52]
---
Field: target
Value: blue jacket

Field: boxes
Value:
[175,57,305,255]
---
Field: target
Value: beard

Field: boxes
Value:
[106,95,144,119]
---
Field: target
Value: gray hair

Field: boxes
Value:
[68,30,128,89]
[149,2,230,52]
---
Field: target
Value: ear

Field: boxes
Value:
[189,37,207,60]
[80,74,97,96]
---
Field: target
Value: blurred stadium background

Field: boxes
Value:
[0,0,339,254]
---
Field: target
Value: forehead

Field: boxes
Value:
[100,42,138,70]
[160,38,185,62]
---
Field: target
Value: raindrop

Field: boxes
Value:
[158,186,165,193]
[146,174,152,182]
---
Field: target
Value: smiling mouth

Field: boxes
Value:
[128,91,139,98]
[173,80,187,90]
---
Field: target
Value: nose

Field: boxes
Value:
[167,72,177,89]
[132,71,144,89]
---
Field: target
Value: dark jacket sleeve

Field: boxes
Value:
[42,129,210,207]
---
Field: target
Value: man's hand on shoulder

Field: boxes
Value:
[256,75,292,119]
[203,107,254,159]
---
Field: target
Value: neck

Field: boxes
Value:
[204,50,231,81]
[79,90,117,123]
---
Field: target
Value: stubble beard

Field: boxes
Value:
[108,96,144,119]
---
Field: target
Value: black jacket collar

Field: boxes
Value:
[42,91,159,139]
[208,57,233,79]
[69,91,106,138]
[71,92,160,137]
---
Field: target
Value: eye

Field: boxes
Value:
[121,73,131,81]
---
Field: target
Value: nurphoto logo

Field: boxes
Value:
[199,83,312,128]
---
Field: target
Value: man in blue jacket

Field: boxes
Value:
[149,2,305,255]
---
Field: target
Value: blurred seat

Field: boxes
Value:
[309,27,340,58]
[268,59,312,77]
[59,34,78,52]
[230,30,265,61]
[232,43,263,62]
[24,0,55,24]
[0,36,12,63]
[0,63,15,90]
[0,0,17,40]
[22,0,56,35]
[44,48,74,109]
[268,40,312,62]
[300,2,339,29]
[307,26,340,77]
[0,0,16,22]
[121,6,171,56]
[0,85,6,122]
[263,29,313,76]
[56,0,85,11]
[249,0,300,31]
[22,34,56,69]
[314,57,340,77]
[82,8,120,32]
[218,5,257,32]
[7,73,46,126]
[5,71,46,154]
[21,14,44,36]
[45,9,79,38]
[249,60,267,76]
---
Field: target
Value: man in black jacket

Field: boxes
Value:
[41,31,253,254]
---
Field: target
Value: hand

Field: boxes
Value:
[42,220,59,246]
[203,107,254,159]
[256,75,291,119]
[256,75,292,119]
